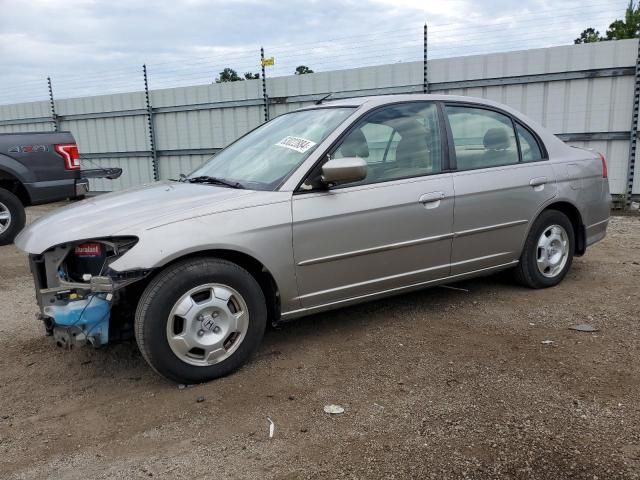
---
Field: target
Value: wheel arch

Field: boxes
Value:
[144,249,281,325]
[524,200,586,257]
[0,168,31,205]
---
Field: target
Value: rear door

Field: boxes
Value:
[291,102,454,308]
[445,104,556,275]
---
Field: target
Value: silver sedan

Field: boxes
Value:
[15,94,610,383]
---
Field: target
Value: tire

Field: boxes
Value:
[515,209,575,289]
[0,188,26,246]
[135,258,267,383]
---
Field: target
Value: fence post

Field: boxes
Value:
[47,76,59,132]
[143,64,159,181]
[626,38,640,208]
[260,47,269,122]
[423,24,429,94]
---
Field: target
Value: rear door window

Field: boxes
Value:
[446,106,518,170]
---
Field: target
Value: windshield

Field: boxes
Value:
[188,107,355,190]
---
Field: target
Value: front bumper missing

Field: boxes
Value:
[44,294,113,348]
[29,241,148,349]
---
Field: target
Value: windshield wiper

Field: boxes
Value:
[187,176,244,189]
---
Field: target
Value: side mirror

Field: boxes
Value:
[321,157,367,186]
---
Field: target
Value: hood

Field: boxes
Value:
[15,181,267,254]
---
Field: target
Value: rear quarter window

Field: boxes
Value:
[515,123,543,162]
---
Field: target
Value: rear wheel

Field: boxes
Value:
[515,210,575,289]
[135,258,267,383]
[0,188,26,246]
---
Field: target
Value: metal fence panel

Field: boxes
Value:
[61,115,149,153]
[158,153,211,180]
[0,122,52,134]
[153,105,263,151]
[0,100,50,122]
[0,39,638,196]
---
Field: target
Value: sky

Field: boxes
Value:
[0,0,629,104]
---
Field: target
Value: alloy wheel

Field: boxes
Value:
[166,283,249,366]
[536,224,569,278]
[0,202,11,235]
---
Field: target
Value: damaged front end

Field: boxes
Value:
[29,237,150,349]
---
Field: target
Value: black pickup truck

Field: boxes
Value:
[0,131,121,245]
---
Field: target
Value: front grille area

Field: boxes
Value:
[28,254,47,308]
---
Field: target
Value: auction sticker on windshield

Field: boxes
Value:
[275,136,317,153]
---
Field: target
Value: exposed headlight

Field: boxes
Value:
[64,237,139,282]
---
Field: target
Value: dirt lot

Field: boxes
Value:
[0,204,639,480]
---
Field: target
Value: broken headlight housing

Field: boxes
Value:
[64,237,139,283]
[31,236,147,302]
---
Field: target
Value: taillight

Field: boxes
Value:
[598,152,608,179]
[54,143,80,170]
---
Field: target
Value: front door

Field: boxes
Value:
[291,102,455,309]
[445,104,557,275]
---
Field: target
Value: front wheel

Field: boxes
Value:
[515,210,575,289]
[135,258,267,383]
[0,188,26,246]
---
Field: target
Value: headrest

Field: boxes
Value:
[483,128,511,150]
[339,128,369,158]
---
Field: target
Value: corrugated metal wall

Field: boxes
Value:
[0,39,637,196]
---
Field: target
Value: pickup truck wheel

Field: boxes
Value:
[515,210,575,289]
[0,188,26,246]
[135,258,267,383]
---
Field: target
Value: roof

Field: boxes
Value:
[303,93,510,109]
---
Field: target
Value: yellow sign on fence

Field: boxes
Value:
[261,57,275,67]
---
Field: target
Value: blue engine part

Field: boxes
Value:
[43,294,112,347]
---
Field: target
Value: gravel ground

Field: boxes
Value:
[0,204,639,479]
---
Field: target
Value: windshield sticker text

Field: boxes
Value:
[275,136,317,153]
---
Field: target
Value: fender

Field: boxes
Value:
[517,194,585,258]
[0,153,36,184]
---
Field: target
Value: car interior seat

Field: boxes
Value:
[481,127,516,167]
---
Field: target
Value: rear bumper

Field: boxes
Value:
[75,178,89,196]
[22,167,121,205]
[23,178,79,204]
[586,218,609,247]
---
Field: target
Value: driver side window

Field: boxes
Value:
[327,102,443,187]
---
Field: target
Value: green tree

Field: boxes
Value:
[574,27,603,44]
[215,68,243,83]
[574,1,640,44]
[604,0,640,40]
[295,65,314,75]
[244,72,260,80]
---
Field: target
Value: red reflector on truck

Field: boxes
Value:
[74,243,103,257]
[54,143,80,170]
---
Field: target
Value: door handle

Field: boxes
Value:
[419,192,445,209]
[529,177,547,187]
